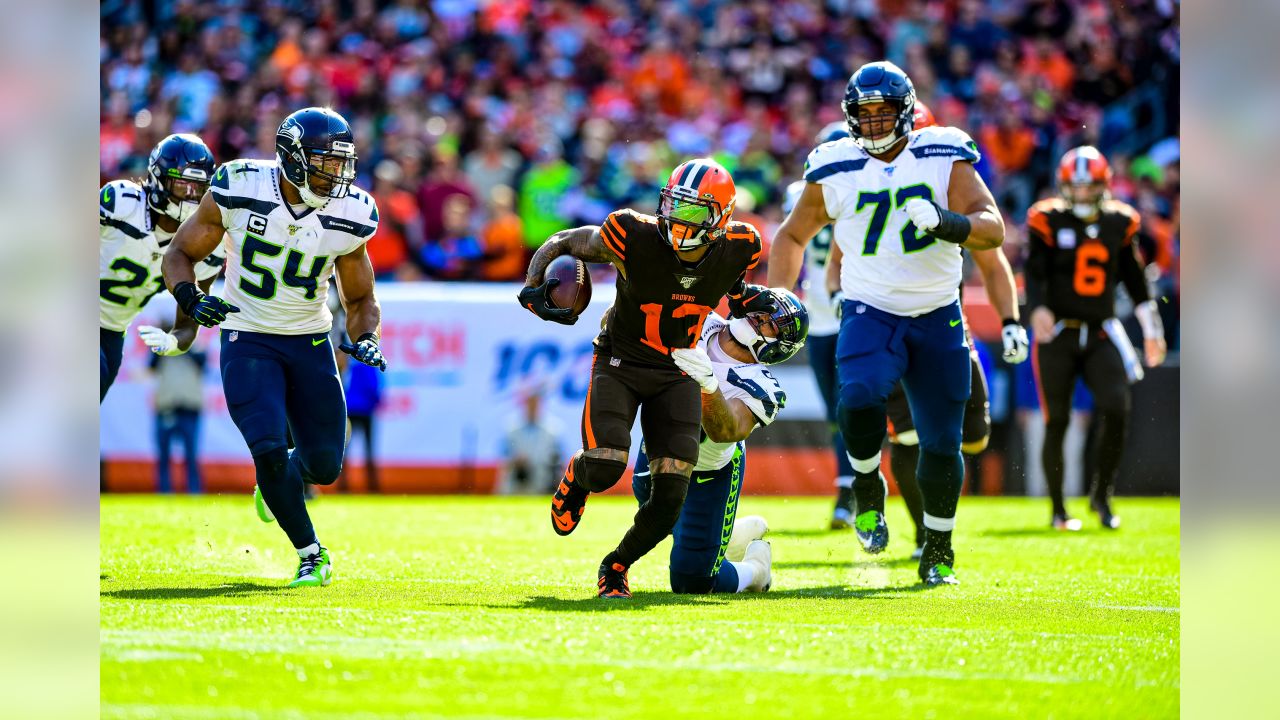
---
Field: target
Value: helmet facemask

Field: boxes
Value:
[657,185,731,252]
[728,307,806,365]
[844,96,915,154]
[150,166,210,223]
[1063,181,1108,219]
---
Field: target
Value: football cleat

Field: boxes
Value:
[1092,499,1121,530]
[910,544,925,561]
[918,543,958,586]
[742,540,773,592]
[726,515,769,562]
[1052,513,1083,532]
[550,475,589,536]
[253,485,275,524]
[854,510,889,554]
[830,486,855,530]
[597,561,631,599]
[288,547,332,588]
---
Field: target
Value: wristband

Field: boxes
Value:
[356,332,379,344]
[172,281,201,316]
[1002,318,1019,328]
[1134,300,1164,340]
[930,203,972,244]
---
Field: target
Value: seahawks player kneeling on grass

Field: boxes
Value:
[632,289,807,595]
[162,107,386,588]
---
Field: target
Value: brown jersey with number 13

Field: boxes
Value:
[1024,197,1151,325]
[596,208,763,368]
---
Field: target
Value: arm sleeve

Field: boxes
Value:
[1118,232,1153,305]
[1023,204,1052,311]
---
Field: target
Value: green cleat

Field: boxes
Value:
[253,485,275,524]
[288,547,333,587]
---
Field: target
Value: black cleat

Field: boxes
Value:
[1092,498,1121,530]
[918,542,959,586]
[551,474,589,536]
[597,561,631,599]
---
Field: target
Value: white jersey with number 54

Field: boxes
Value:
[804,125,981,317]
[210,159,379,335]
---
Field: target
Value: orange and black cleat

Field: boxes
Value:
[551,472,589,536]
[597,561,631,599]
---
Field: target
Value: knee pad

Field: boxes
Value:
[577,456,628,493]
[645,473,691,528]
[670,571,715,595]
[836,403,888,461]
[296,447,344,486]
[918,435,961,458]
[252,446,290,484]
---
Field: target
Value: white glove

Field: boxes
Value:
[1001,321,1030,364]
[137,325,182,356]
[672,347,718,394]
[903,198,941,231]
[830,290,846,320]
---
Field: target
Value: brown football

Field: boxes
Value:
[545,255,592,316]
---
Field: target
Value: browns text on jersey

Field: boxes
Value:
[597,208,762,367]
[1024,197,1151,324]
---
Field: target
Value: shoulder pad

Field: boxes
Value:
[803,138,869,183]
[908,126,981,163]
[725,365,786,424]
[345,185,379,224]
[211,159,280,215]
[1102,199,1141,240]
[723,221,762,270]
[99,179,145,221]
[601,208,655,261]
[1029,197,1068,217]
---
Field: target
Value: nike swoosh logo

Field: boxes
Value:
[312,338,326,346]
[949,319,961,327]
[552,511,575,531]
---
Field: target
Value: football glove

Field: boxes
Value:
[903,198,971,244]
[339,333,387,372]
[137,325,182,356]
[517,278,577,325]
[1001,319,1030,364]
[830,290,846,320]
[173,281,239,328]
[671,347,718,394]
[727,282,778,318]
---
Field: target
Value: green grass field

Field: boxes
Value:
[101,495,1179,719]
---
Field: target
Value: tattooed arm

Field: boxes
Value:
[700,389,759,444]
[525,226,623,286]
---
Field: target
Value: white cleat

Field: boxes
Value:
[742,540,772,592]
[727,515,769,562]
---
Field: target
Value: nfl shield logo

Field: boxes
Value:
[1057,228,1077,248]
[288,224,302,236]
[884,166,895,176]
[678,276,698,289]
[229,331,239,342]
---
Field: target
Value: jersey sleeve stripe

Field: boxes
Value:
[606,213,628,239]
[99,215,148,240]
[803,159,869,183]
[318,214,377,239]
[724,232,756,241]
[600,223,626,260]
[211,192,280,215]
[1027,208,1053,245]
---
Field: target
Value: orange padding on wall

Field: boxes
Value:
[102,448,900,496]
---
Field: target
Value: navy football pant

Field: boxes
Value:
[634,442,744,594]
[221,330,347,549]
[100,327,125,402]
[836,300,971,524]
[806,332,854,481]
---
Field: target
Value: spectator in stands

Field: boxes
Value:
[498,388,563,495]
[420,194,484,280]
[463,126,524,209]
[479,184,527,282]
[369,159,424,281]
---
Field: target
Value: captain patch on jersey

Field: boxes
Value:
[804,125,980,317]
[210,158,379,335]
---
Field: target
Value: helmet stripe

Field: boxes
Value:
[1075,152,1089,183]
[673,162,695,187]
[686,162,711,192]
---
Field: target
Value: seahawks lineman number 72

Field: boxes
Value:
[161,107,386,588]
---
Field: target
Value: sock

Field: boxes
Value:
[254,447,318,550]
[851,468,886,515]
[1043,419,1069,516]
[297,542,320,558]
[834,485,854,513]
[612,473,690,567]
[891,442,925,546]
[729,562,753,593]
[1092,410,1127,504]
[917,448,963,543]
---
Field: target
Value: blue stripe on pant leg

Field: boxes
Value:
[669,444,744,594]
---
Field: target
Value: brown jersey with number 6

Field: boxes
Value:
[1024,197,1151,325]
[596,208,763,368]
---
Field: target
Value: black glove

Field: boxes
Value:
[517,278,578,325]
[727,282,778,318]
[339,333,387,372]
[173,281,240,328]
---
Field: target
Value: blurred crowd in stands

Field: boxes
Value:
[101,0,1179,342]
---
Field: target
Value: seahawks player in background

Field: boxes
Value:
[770,62,1006,586]
[782,123,858,531]
[633,289,808,595]
[162,107,386,588]
[100,134,225,401]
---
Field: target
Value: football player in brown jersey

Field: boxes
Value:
[1025,146,1167,531]
[518,158,775,598]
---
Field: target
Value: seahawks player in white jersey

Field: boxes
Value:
[632,289,808,595]
[770,61,1005,586]
[162,107,385,588]
[99,134,224,401]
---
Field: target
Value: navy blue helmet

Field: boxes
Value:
[145,134,215,222]
[815,121,851,145]
[842,61,916,154]
[729,288,809,365]
[275,107,358,208]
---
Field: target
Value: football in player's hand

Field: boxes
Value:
[546,255,591,317]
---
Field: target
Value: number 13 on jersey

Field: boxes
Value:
[639,303,713,354]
